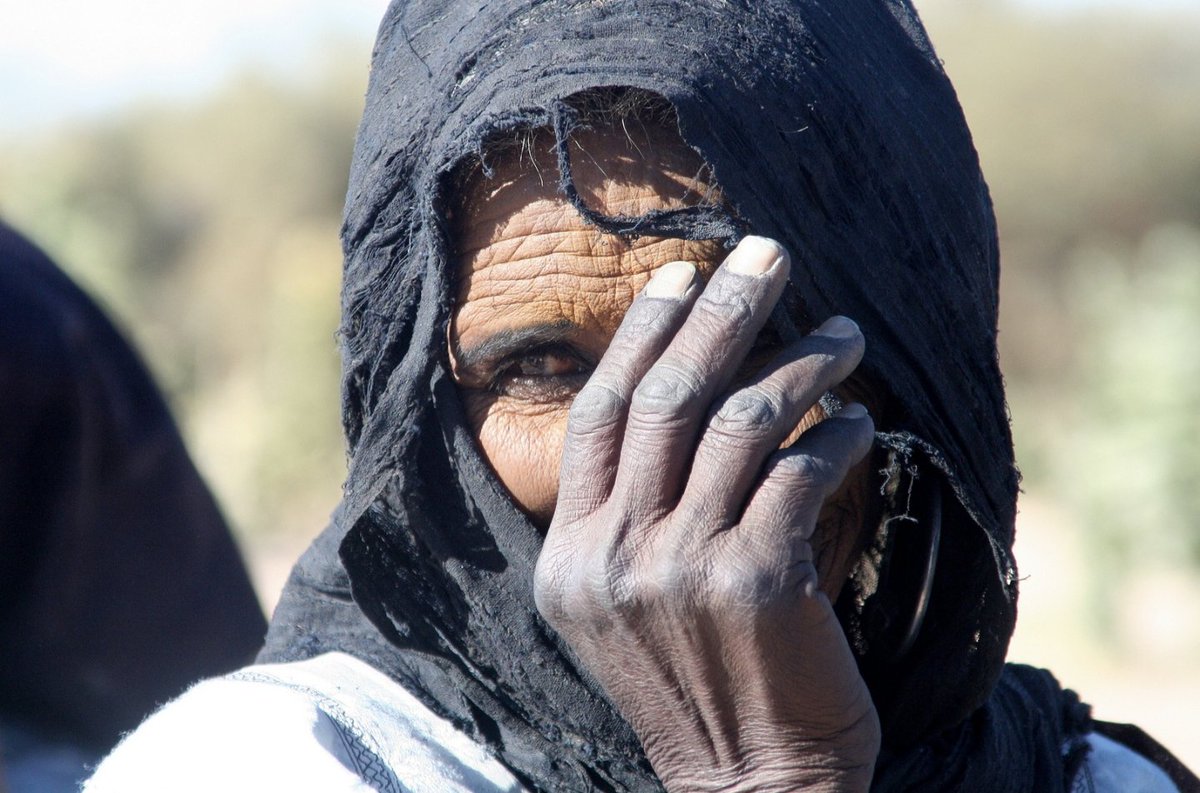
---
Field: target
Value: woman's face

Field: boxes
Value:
[448,117,880,595]
[449,121,720,521]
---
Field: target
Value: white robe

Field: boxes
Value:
[83,652,1177,793]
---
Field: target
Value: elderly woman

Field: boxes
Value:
[86,1,1195,791]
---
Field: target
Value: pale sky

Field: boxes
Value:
[0,0,1191,135]
[0,0,389,134]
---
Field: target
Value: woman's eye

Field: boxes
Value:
[513,352,584,378]
[489,347,591,400]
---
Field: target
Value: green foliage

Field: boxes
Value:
[1061,225,1200,565]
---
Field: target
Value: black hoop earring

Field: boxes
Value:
[845,438,946,666]
[892,480,941,660]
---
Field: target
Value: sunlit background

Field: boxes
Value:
[3,0,1197,768]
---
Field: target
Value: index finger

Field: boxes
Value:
[553,260,701,525]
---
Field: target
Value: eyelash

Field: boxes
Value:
[488,344,593,400]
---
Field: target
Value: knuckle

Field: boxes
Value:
[590,556,651,618]
[707,562,785,614]
[620,302,672,338]
[568,382,626,436]
[540,542,651,623]
[777,451,836,493]
[711,390,781,439]
[706,555,820,616]
[693,287,755,337]
[601,325,650,368]
[645,549,695,604]
[630,364,704,419]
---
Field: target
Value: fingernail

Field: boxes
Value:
[837,402,868,420]
[644,260,696,298]
[726,235,785,276]
[814,315,860,339]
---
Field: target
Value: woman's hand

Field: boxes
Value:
[534,236,880,793]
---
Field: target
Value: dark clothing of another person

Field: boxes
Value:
[0,220,267,755]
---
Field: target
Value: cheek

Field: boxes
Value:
[463,392,571,528]
[813,453,877,601]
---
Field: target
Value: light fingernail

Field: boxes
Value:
[644,260,697,298]
[837,402,868,420]
[726,235,785,276]
[814,315,860,339]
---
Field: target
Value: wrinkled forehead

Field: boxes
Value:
[447,110,729,344]
[448,109,722,254]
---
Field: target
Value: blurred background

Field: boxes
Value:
[2,0,1197,768]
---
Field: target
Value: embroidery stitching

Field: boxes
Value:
[230,670,408,793]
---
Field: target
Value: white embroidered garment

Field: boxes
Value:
[84,651,1176,792]
[84,652,524,792]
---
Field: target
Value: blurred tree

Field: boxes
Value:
[921,2,1200,650]
[0,42,367,541]
[1056,225,1200,637]
[923,1,1200,379]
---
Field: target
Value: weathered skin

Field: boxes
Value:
[450,122,726,523]
[449,119,883,791]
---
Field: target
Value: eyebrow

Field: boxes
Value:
[453,319,580,370]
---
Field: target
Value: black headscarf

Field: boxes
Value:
[0,220,267,753]
[262,1,1095,790]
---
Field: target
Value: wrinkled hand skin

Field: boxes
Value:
[534,237,881,793]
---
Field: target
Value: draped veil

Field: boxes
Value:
[262,3,1097,790]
